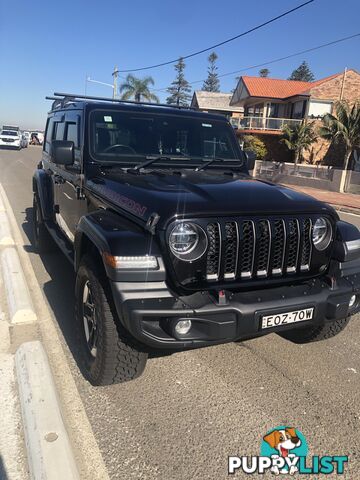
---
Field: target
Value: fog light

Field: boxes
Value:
[349,294,357,308]
[174,319,192,335]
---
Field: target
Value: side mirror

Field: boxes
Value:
[244,150,256,171]
[51,140,74,165]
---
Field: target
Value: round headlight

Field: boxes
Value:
[169,222,207,261]
[312,217,332,251]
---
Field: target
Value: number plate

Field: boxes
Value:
[261,307,314,330]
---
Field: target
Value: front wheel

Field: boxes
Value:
[278,317,351,344]
[75,255,148,386]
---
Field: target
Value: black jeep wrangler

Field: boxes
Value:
[33,92,360,386]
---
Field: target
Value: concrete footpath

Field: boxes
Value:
[283,184,360,214]
[0,184,109,480]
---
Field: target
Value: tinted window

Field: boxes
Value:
[65,122,78,146]
[1,130,18,136]
[90,110,242,167]
[55,122,65,141]
[44,118,55,153]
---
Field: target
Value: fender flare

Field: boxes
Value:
[74,210,165,281]
[32,169,53,220]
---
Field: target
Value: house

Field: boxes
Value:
[230,69,360,164]
[191,91,244,119]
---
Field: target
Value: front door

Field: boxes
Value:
[55,112,86,242]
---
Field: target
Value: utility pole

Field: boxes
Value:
[112,66,119,99]
[339,67,347,101]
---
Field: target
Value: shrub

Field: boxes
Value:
[242,135,267,160]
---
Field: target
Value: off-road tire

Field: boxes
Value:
[33,194,55,253]
[278,317,351,344]
[75,255,148,386]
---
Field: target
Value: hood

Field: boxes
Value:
[86,170,334,230]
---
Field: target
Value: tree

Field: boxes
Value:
[243,135,267,160]
[259,68,270,78]
[288,61,315,82]
[319,101,360,172]
[280,121,317,168]
[202,52,220,92]
[166,58,192,106]
[120,74,159,103]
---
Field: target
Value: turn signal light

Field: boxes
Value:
[103,253,158,270]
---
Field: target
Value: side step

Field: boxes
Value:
[45,222,74,265]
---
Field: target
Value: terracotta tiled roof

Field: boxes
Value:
[241,72,342,99]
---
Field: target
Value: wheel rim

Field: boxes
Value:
[82,281,98,358]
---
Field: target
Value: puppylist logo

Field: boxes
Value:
[228,426,348,475]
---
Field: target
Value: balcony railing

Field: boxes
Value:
[230,116,303,131]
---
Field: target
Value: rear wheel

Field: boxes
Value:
[278,317,351,344]
[75,255,148,386]
[32,194,55,253]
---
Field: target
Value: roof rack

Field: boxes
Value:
[46,92,198,111]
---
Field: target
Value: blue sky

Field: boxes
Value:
[1,0,359,129]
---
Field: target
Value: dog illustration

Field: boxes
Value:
[263,428,301,475]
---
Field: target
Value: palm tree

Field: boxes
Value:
[319,101,360,172]
[120,74,159,103]
[281,121,317,169]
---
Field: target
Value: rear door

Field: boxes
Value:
[55,111,86,242]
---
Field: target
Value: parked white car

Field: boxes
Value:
[23,131,31,143]
[0,129,21,149]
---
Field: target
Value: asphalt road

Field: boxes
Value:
[1,146,360,479]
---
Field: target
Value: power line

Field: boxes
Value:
[151,33,360,93]
[118,0,314,73]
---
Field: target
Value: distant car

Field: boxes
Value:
[0,129,21,149]
[23,131,31,143]
[20,134,28,148]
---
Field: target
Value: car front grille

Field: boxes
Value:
[205,217,313,281]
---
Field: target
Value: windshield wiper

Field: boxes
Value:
[195,157,242,172]
[128,155,190,174]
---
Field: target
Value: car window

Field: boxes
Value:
[65,122,78,147]
[44,119,55,153]
[1,130,18,136]
[90,110,242,165]
[54,122,65,141]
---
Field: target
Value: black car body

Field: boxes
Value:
[32,93,360,385]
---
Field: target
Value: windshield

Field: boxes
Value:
[90,110,243,166]
[1,130,18,136]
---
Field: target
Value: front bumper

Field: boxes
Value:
[110,258,360,350]
[0,140,20,148]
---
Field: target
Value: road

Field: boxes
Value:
[1,147,359,479]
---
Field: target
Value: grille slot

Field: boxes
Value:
[272,219,286,275]
[206,223,221,279]
[256,220,271,277]
[300,218,312,271]
[239,220,255,278]
[224,222,238,279]
[286,219,300,273]
[204,217,315,282]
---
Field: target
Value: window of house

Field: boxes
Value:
[308,101,332,118]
